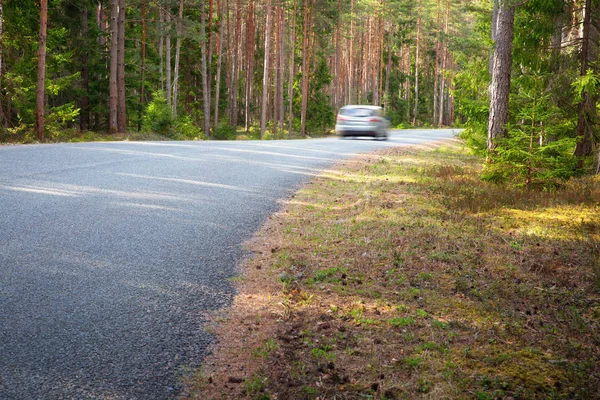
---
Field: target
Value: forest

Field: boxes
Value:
[0,0,598,182]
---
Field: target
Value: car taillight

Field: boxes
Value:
[337,115,346,121]
[369,118,379,122]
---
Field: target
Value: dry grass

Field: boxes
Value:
[183,141,600,400]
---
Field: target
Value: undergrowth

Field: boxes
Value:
[187,142,600,400]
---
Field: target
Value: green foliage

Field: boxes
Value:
[143,91,175,137]
[483,74,579,189]
[572,70,600,102]
[212,122,237,141]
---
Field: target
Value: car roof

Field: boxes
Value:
[340,105,382,110]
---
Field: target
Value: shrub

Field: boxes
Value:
[143,91,175,137]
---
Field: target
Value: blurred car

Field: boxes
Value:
[335,105,390,140]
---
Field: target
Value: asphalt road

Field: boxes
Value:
[0,129,457,399]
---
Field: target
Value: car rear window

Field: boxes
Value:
[340,108,375,117]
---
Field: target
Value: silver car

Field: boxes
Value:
[335,105,390,140]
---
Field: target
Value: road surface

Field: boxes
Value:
[0,129,457,399]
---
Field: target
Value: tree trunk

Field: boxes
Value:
[35,0,48,140]
[487,1,515,151]
[214,0,225,129]
[159,7,165,92]
[117,0,126,133]
[384,32,392,108]
[109,0,118,133]
[260,0,273,140]
[276,5,285,134]
[348,0,355,104]
[200,0,210,135]
[300,0,312,136]
[166,1,172,108]
[172,0,183,117]
[438,0,450,127]
[138,0,147,132]
[80,6,90,132]
[0,0,6,128]
[244,0,255,132]
[574,0,598,161]
[229,0,242,125]
[334,0,341,109]
[287,0,297,137]
[412,0,421,126]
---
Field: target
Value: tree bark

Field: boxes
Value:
[214,0,225,129]
[487,1,515,151]
[80,6,90,131]
[200,0,210,135]
[244,0,256,132]
[117,0,126,133]
[300,0,312,136]
[159,6,165,92]
[412,0,421,126]
[35,0,48,140]
[260,0,273,140]
[172,0,183,117]
[166,1,172,108]
[0,0,5,128]
[138,0,147,132]
[287,0,297,137]
[109,0,118,133]
[574,0,598,161]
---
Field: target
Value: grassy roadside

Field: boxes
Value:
[184,140,600,399]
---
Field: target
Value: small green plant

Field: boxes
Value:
[389,316,416,327]
[244,373,269,397]
[254,338,279,358]
[404,356,423,368]
[311,344,335,361]
[310,267,341,284]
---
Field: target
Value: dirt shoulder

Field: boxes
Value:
[183,141,600,399]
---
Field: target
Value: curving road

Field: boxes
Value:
[0,129,456,399]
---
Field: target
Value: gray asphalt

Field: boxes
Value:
[0,129,457,399]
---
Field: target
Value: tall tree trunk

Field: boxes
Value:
[487,1,515,151]
[0,0,6,128]
[109,0,119,133]
[159,7,165,92]
[80,6,90,131]
[166,1,172,108]
[287,0,297,137]
[412,0,421,126]
[574,0,598,162]
[276,4,285,134]
[348,0,354,104]
[172,0,183,117]
[334,0,341,109]
[138,0,147,132]
[200,0,210,135]
[438,0,450,127]
[244,0,255,132]
[384,31,392,108]
[229,0,242,125]
[117,0,126,133]
[300,0,312,136]
[35,0,48,140]
[260,0,273,140]
[214,0,225,129]
[433,0,440,125]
